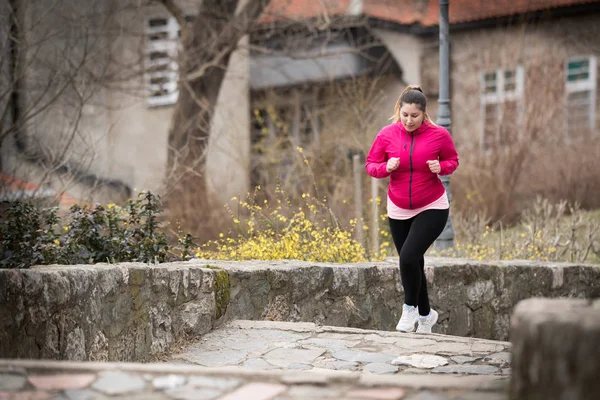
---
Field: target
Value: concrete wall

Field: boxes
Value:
[372,29,423,87]
[1,258,598,362]
[206,35,251,204]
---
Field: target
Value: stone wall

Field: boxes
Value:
[510,298,600,400]
[1,258,599,362]
[0,264,219,362]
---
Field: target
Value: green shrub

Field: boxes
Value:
[0,191,179,268]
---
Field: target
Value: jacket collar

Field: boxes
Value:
[397,120,432,136]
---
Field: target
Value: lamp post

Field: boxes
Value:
[434,0,454,251]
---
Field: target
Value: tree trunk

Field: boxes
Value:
[164,0,269,197]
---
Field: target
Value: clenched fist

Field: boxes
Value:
[426,160,441,174]
[386,157,400,173]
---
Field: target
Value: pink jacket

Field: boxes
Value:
[365,120,459,209]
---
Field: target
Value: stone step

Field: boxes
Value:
[0,358,508,400]
[169,320,512,377]
[0,320,511,399]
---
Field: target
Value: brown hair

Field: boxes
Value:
[390,85,433,123]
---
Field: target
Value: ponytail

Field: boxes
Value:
[390,85,433,124]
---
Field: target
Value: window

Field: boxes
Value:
[145,17,180,107]
[480,66,524,150]
[565,56,596,138]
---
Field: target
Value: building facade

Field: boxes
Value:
[2,0,599,206]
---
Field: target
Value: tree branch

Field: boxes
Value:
[157,0,191,39]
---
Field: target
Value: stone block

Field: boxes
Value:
[510,298,600,400]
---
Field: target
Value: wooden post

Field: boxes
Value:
[371,177,379,257]
[353,154,365,248]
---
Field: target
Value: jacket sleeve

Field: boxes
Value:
[438,129,459,176]
[365,134,391,178]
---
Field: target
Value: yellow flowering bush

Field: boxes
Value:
[195,146,393,263]
[195,184,389,262]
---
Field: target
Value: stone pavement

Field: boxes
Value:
[0,320,511,400]
[170,321,511,377]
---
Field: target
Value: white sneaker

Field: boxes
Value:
[416,309,438,334]
[396,304,419,332]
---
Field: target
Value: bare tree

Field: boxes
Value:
[0,0,152,205]
[159,0,270,201]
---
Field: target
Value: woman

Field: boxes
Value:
[365,85,459,333]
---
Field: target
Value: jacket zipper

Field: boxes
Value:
[409,132,415,209]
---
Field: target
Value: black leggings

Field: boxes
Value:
[389,209,449,316]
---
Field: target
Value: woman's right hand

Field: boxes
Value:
[386,157,400,173]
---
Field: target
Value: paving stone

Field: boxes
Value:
[317,332,359,340]
[206,337,273,353]
[280,374,331,385]
[364,363,398,374]
[422,342,473,355]
[242,329,309,342]
[219,383,288,400]
[405,391,449,400]
[450,356,479,365]
[91,371,146,395]
[483,352,511,365]
[110,393,170,400]
[187,376,241,390]
[346,387,406,399]
[299,338,359,351]
[0,373,27,390]
[176,350,248,367]
[63,389,109,400]
[392,355,448,369]
[28,375,97,391]
[165,387,222,400]
[354,345,388,353]
[229,321,317,332]
[287,364,312,370]
[394,338,438,348]
[242,358,278,370]
[432,365,500,375]
[332,350,395,364]
[0,392,54,400]
[327,360,360,371]
[285,386,343,398]
[308,367,355,375]
[152,375,186,390]
[363,334,400,344]
[451,392,506,400]
[263,348,325,368]
[470,343,504,353]
[401,368,429,374]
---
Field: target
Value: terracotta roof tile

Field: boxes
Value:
[260,0,599,26]
[0,173,81,208]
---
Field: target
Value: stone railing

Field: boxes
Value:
[1,258,599,362]
[510,298,600,400]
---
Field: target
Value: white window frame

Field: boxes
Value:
[479,66,524,151]
[565,55,597,136]
[145,16,180,107]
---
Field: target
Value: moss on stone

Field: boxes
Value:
[212,268,231,320]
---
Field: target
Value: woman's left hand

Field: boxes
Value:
[426,160,441,174]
